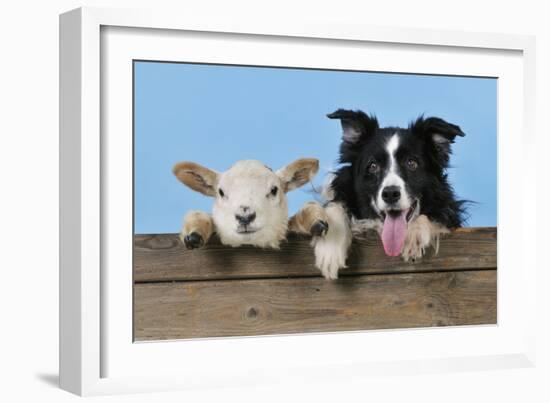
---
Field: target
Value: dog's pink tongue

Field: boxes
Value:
[381,211,408,256]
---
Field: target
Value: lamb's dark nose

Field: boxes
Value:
[236,212,256,226]
[382,186,401,204]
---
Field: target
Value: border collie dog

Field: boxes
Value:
[314,109,467,279]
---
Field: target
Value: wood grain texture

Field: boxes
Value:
[134,227,497,282]
[134,270,496,341]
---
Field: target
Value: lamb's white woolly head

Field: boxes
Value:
[173,158,319,248]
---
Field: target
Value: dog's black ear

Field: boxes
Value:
[411,116,465,166]
[327,109,378,144]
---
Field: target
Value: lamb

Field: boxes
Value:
[173,158,330,249]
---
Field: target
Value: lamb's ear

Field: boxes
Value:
[172,162,219,197]
[411,117,465,165]
[327,109,378,144]
[277,158,319,192]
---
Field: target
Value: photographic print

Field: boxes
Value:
[132,61,497,341]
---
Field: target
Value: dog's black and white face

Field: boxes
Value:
[328,109,466,256]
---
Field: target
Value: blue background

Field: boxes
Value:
[134,61,497,234]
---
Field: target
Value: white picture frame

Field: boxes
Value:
[60,6,537,396]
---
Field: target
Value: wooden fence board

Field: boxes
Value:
[134,270,496,341]
[134,227,497,282]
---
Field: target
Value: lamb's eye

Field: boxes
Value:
[218,188,225,198]
[269,186,278,197]
[406,159,418,171]
[367,161,379,174]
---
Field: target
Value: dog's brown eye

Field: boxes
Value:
[367,162,379,174]
[218,188,225,197]
[269,186,278,197]
[407,159,418,171]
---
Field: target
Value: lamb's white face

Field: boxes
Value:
[173,158,319,249]
[213,160,288,248]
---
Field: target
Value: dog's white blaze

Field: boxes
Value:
[382,134,403,187]
[377,133,411,211]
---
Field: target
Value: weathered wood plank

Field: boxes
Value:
[134,227,497,282]
[134,270,496,341]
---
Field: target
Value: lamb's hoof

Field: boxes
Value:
[310,220,329,237]
[183,232,204,249]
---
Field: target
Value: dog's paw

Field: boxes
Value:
[180,232,204,249]
[314,240,345,279]
[401,215,433,262]
[310,220,329,237]
[312,203,352,280]
[402,234,428,262]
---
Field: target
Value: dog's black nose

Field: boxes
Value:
[382,186,401,204]
[236,212,256,226]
